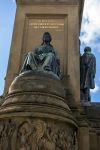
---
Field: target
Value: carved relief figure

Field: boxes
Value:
[17,122,32,150]
[20,32,60,77]
[56,129,68,149]
[0,120,16,150]
[32,120,46,150]
[38,125,56,150]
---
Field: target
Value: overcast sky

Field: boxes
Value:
[0,0,100,102]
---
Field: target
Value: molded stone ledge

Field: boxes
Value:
[16,0,81,5]
[15,0,84,28]
[8,70,66,98]
[0,96,4,106]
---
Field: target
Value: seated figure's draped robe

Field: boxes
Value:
[20,44,60,77]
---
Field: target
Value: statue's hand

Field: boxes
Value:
[39,54,45,61]
[35,47,43,55]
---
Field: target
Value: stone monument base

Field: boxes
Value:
[0,71,78,150]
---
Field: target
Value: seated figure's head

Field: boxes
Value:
[84,47,91,53]
[42,32,52,44]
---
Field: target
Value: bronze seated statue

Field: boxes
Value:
[20,32,60,77]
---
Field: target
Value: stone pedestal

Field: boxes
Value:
[97,133,100,150]
[4,0,84,103]
[0,71,78,149]
[89,128,97,150]
[78,126,90,150]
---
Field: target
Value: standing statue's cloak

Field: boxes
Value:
[80,52,96,89]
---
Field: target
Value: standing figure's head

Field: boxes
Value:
[42,32,52,44]
[84,47,91,53]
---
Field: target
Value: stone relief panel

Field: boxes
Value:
[0,119,16,150]
[0,118,78,150]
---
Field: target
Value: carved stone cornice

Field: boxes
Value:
[16,0,85,29]
[16,0,82,5]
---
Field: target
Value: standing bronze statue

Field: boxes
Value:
[80,47,96,102]
[20,32,60,77]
